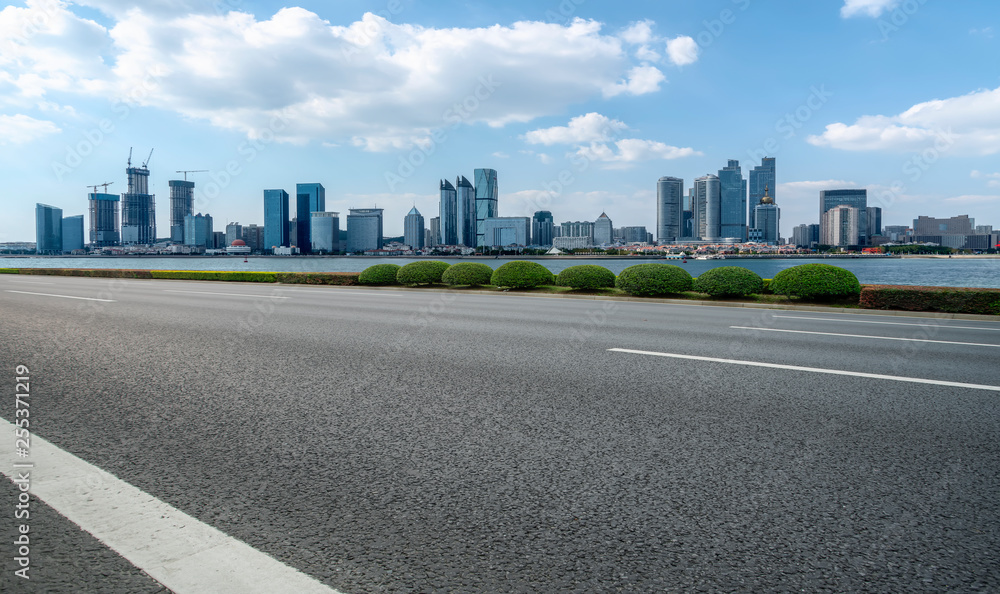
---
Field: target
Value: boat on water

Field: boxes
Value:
[696,255,725,260]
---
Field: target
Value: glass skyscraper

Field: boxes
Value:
[311,212,340,253]
[439,179,458,245]
[62,215,84,252]
[456,176,476,247]
[294,183,324,253]
[88,193,120,247]
[718,160,747,241]
[694,174,721,240]
[656,176,683,242]
[532,211,554,247]
[748,157,776,229]
[593,212,613,245]
[820,189,868,243]
[168,180,194,243]
[474,168,498,247]
[35,203,63,254]
[346,208,383,252]
[404,207,425,250]
[263,189,289,252]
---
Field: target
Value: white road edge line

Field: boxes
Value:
[0,418,340,594]
[5,290,115,303]
[608,348,1000,392]
[729,326,1000,348]
[164,290,289,299]
[772,315,1000,332]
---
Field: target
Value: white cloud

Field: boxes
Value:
[575,139,699,169]
[603,65,666,98]
[840,0,900,18]
[621,20,654,45]
[808,86,1000,155]
[943,194,1000,205]
[492,151,510,159]
[524,112,628,145]
[0,113,61,144]
[665,36,699,66]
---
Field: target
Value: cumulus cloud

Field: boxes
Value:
[603,65,666,97]
[943,194,1000,205]
[575,139,699,169]
[0,113,61,144]
[840,0,900,18]
[665,36,699,66]
[524,112,628,145]
[808,86,1000,155]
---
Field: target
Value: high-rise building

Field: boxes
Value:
[289,218,298,249]
[561,221,595,245]
[594,212,614,245]
[867,207,883,238]
[429,217,440,247]
[474,168,498,247]
[913,215,975,236]
[532,211,554,247]
[748,157,776,229]
[822,205,861,246]
[683,187,695,239]
[168,180,194,243]
[820,189,868,242]
[263,189,290,252]
[719,160,747,241]
[482,217,530,247]
[456,176,476,247]
[225,222,243,247]
[694,174,721,240]
[311,212,340,253]
[296,183,325,254]
[792,224,811,248]
[88,193,120,247]
[621,226,650,244]
[439,179,458,245]
[35,203,62,254]
[121,163,156,244]
[883,225,910,241]
[62,215,84,252]
[184,213,213,248]
[404,207,425,250]
[751,186,780,244]
[656,176,684,242]
[242,224,264,253]
[346,208,383,252]
[213,231,226,249]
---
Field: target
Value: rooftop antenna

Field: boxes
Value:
[175,170,208,181]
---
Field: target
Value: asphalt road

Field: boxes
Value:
[2,274,999,592]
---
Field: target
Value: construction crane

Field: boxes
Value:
[142,148,154,169]
[175,170,208,181]
[87,182,114,195]
[127,147,132,167]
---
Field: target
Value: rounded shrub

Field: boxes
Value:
[770,263,861,301]
[693,266,764,297]
[359,263,401,286]
[615,263,693,296]
[490,261,554,289]
[441,262,494,286]
[396,260,450,285]
[556,265,616,290]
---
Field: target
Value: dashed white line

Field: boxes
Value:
[5,290,115,302]
[772,315,1000,332]
[608,348,1000,392]
[729,326,1000,347]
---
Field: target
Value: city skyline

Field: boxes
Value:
[1,1,998,242]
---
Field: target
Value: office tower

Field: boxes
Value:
[439,179,458,245]
[474,168,498,247]
[822,205,860,246]
[883,225,909,241]
[594,212,614,245]
[62,215,84,252]
[184,213,213,248]
[808,224,820,245]
[866,207,882,238]
[295,183,325,254]
[263,189,290,252]
[225,222,243,247]
[311,212,340,253]
[424,229,433,249]
[913,215,975,236]
[35,203,63,254]
[429,217,441,247]
[88,193,120,247]
[694,174,721,240]
[289,218,299,249]
[561,221,595,245]
[456,176,476,247]
[656,176,684,242]
[346,208,383,252]
[820,189,868,243]
[719,160,747,240]
[242,224,264,252]
[532,211,554,247]
[751,186,780,244]
[122,160,155,244]
[404,207,425,250]
[792,223,819,248]
[168,180,195,242]
[213,231,225,249]
[748,157,776,229]
[621,226,649,244]
[481,217,530,247]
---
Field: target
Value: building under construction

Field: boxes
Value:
[168,180,194,242]
[121,152,156,244]
[88,193,120,247]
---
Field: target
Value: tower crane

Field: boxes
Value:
[87,182,114,195]
[142,148,154,169]
[175,170,208,181]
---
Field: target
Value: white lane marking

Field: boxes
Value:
[772,315,1000,332]
[282,288,403,297]
[164,290,289,299]
[5,290,115,302]
[3,279,55,285]
[0,418,341,594]
[608,348,1000,392]
[730,326,1000,348]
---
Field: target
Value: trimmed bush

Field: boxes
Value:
[276,272,359,285]
[693,266,764,297]
[860,285,1000,315]
[396,260,451,285]
[359,263,401,285]
[761,278,773,294]
[770,264,861,301]
[490,260,554,289]
[615,263,693,296]
[0,268,19,274]
[150,270,277,282]
[441,262,494,286]
[556,265,616,290]
[20,268,154,279]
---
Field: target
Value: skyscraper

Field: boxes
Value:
[532,211,554,247]
[35,203,62,254]
[88,193,120,247]
[263,189,290,252]
[822,205,860,246]
[346,208,383,252]
[168,180,194,243]
[225,222,243,246]
[311,212,340,253]
[867,207,882,238]
[718,160,747,241]
[184,213,213,248]
[694,174,721,240]
[594,212,613,245]
[482,217,530,247]
[748,157,776,229]
[455,176,476,247]
[296,183,325,254]
[121,162,156,244]
[474,168,498,247]
[429,217,440,247]
[656,176,683,242]
[820,189,868,243]
[404,206,425,250]
[439,179,458,245]
[752,187,780,244]
[62,215,84,252]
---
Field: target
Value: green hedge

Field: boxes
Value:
[860,285,1000,315]
[693,266,764,297]
[615,264,693,296]
[441,262,494,286]
[18,268,154,279]
[359,263,401,285]
[396,260,451,285]
[149,271,277,282]
[556,265,616,290]
[490,261,554,289]
[276,272,359,285]
[0,268,19,274]
[770,264,861,301]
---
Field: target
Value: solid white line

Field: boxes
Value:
[608,348,1000,392]
[164,290,289,299]
[5,290,115,302]
[729,326,1000,348]
[772,315,1000,332]
[0,418,340,594]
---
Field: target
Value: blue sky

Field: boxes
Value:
[1,0,998,241]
